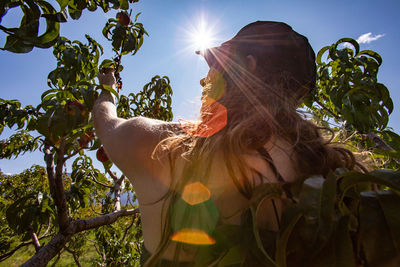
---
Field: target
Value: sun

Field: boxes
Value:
[187,18,217,51]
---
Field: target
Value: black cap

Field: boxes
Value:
[197,21,316,97]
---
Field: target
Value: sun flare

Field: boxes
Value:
[188,18,217,51]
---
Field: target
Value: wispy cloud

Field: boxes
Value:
[356,32,385,44]
[340,32,385,49]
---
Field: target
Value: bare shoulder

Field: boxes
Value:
[99,116,181,180]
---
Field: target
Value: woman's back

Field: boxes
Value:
[135,137,297,262]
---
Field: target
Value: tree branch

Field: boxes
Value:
[107,170,119,182]
[21,231,73,267]
[114,180,122,212]
[0,234,52,262]
[366,132,395,151]
[44,145,57,207]
[54,141,70,231]
[120,214,137,242]
[64,148,82,161]
[90,172,113,188]
[28,224,41,253]
[315,99,341,121]
[64,246,82,267]
[117,174,125,185]
[73,208,139,233]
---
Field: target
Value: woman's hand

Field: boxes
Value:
[97,68,116,87]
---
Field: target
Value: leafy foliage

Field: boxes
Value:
[0,1,173,265]
[0,0,139,53]
[305,38,393,133]
[1,2,400,266]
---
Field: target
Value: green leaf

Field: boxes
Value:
[359,191,400,266]
[335,38,360,55]
[359,50,383,66]
[275,213,302,267]
[119,0,129,10]
[319,172,337,233]
[68,5,82,20]
[35,1,60,47]
[56,0,70,10]
[309,216,355,267]
[98,84,119,100]
[339,171,400,199]
[2,35,34,53]
[99,59,115,69]
[41,10,68,22]
[217,245,245,266]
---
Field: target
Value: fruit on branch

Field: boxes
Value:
[116,12,130,26]
[66,100,86,116]
[78,131,95,148]
[96,146,109,162]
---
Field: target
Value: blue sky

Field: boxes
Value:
[1,0,399,174]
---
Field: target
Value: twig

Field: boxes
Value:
[0,234,52,262]
[366,132,395,151]
[28,224,41,253]
[107,170,119,182]
[117,174,125,185]
[90,202,106,216]
[64,247,82,267]
[120,214,137,242]
[90,172,113,188]
[50,251,62,267]
[64,149,82,161]
[315,99,341,121]
[40,216,52,237]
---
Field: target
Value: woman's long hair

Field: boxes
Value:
[144,43,358,266]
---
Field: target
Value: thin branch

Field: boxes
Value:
[54,141,70,231]
[50,251,62,267]
[366,132,395,151]
[107,170,119,182]
[90,202,106,216]
[44,145,57,207]
[40,216,52,237]
[73,208,139,233]
[64,149,82,161]
[28,224,41,253]
[366,132,400,163]
[22,231,73,267]
[90,173,113,188]
[113,182,122,212]
[117,174,125,185]
[64,247,82,267]
[0,234,52,262]
[120,214,137,242]
[315,99,341,121]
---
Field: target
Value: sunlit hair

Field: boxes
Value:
[144,40,360,266]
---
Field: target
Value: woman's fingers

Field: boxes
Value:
[98,68,116,86]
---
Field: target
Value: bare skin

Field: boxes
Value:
[93,66,297,261]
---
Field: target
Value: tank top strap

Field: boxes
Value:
[256,147,285,183]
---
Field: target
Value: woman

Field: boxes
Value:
[94,21,356,266]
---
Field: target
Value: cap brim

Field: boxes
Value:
[196,46,231,70]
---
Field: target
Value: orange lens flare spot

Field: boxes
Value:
[171,229,216,245]
[180,97,227,137]
[182,182,211,205]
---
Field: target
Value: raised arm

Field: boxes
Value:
[93,69,177,181]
